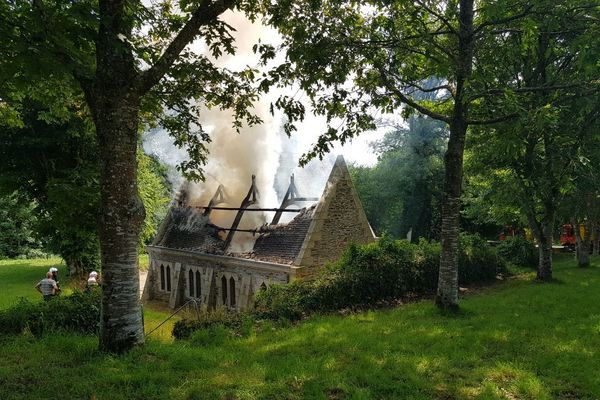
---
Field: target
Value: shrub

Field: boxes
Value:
[188,325,229,346]
[254,281,314,321]
[459,233,506,283]
[254,235,505,321]
[497,236,538,268]
[0,290,101,337]
[172,308,254,340]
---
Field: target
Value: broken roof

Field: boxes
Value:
[152,206,225,254]
[250,205,316,264]
[150,155,375,268]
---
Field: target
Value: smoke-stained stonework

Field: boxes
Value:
[143,156,375,311]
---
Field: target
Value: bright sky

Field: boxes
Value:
[143,11,394,173]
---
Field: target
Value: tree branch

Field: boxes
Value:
[466,112,519,125]
[467,82,592,102]
[413,0,457,35]
[136,0,237,95]
[378,69,452,123]
[474,4,534,34]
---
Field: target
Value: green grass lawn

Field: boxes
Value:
[0,258,176,340]
[0,258,68,308]
[1,255,599,399]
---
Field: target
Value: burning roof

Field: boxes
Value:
[150,155,376,269]
[152,206,225,254]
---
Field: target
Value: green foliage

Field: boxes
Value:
[259,0,599,165]
[0,290,100,337]
[253,281,314,321]
[255,236,505,321]
[0,193,45,259]
[497,236,538,269]
[458,233,506,283]
[137,151,171,250]
[351,113,446,240]
[172,308,254,340]
[0,102,101,270]
[0,102,170,266]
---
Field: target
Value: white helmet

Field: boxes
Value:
[49,267,58,273]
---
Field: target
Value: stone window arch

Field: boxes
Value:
[221,275,227,306]
[260,282,267,292]
[160,264,166,291]
[166,265,171,292]
[229,277,236,308]
[195,270,202,299]
[188,269,194,297]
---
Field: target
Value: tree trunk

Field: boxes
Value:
[575,222,591,267]
[92,0,145,353]
[436,120,467,310]
[537,222,553,280]
[435,0,473,310]
[95,95,145,353]
[593,222,599,256]
[66,257,84,277]
[525,204,553,280]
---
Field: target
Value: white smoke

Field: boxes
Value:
[142,11,377,251]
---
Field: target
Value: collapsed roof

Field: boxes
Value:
[150,155,375,268]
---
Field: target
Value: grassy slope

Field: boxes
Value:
[0,258,176,341]
[0,258,68,308]
[0,256,599,400]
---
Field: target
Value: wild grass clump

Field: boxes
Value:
[255,235,506,321]
[0,290,100,337]
[172,307,254,341]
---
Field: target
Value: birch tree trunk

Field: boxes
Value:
[525,204,553,281]
[92,0,145,352]
[437,119,467,310]
[435,0,473,310]
[95,94,145,352]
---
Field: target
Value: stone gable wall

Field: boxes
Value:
[295,169,375,277]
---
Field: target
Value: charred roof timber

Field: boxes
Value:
[271,174,319,225]
[190,174,319,252]
[223,175,259,250]
[202,184,226,217]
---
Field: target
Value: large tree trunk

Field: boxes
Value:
[435,0,473,310]
[92,0,145,353]
[436,119,467,310]
[96,95,145,352]
[525,203,553,280]
[537,221,553,280]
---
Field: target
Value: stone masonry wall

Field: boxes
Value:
[146,248,290,311]
[294,156,375,278]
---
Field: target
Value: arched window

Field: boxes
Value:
[160,265,165,291]
[221,275,227,305]
[260,282,267,292]
[188,269,194,297]
[229,277,236,307]
[166,265,171,292]
[195,270,202,299]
